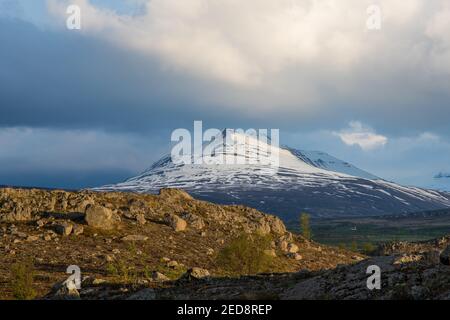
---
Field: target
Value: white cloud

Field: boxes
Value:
[45,0,450,88]
[19,0,447,130]
[334,121,388,151]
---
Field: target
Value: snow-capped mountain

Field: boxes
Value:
[428,172,450,192]
[93,130,450,220]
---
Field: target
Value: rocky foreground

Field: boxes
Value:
[0,187,449,300]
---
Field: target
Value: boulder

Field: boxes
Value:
[279,240,288,252]
[76,199,95,213]
[287,253,303,260]
[166,260,179,268]
[287,243,299,254]
[72,224,84,236]
[264,249,277,257]
[136,214,146,225]
[26,235,40,242]
[121,234,149,241]
[1,206,32,222]
[92,278,107,285]
[128,199,149,216]
[266,216,287,235]
[181,213,205,230]
[104,255,114,262]
[36,219,46,227]
[152,271,170,282]
[255,220,272,235]
[164,214,187,232]
[184,267,210,280]
[85,205,120,230]
[394,254,423,265]
[54,222,73,236]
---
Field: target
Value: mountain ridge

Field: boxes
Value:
[93,131,450,219]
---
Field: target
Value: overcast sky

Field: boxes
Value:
[1,0,450,189]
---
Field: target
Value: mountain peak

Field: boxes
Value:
[93,141,450,219]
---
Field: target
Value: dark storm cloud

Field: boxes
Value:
[0,168,132,190]
[0,18,215,134]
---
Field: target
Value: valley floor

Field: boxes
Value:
[285,209,450,248]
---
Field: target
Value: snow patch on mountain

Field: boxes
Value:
[287,148,379,180]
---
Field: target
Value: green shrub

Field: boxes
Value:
[10,261,36,300]
[299,213,312,240]
[216,232,273,275]
[362,242,376,255]
[106,263,118,277]
[105,259,136,283]
[154,264,187,280]
[350,240,358,252]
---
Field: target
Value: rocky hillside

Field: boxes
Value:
[2,187,448,300]
[48,236,450,300]
[282,246,450,299]
[0,187,362,299]
[375,236,450,256]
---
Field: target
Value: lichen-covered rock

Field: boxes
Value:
[164,214,187,232]
[76,198,95,213]
[184,267,210,280]
[136,213,146,225]
[279,240,288,252]
[84,205,120,230]
[72,224,84,236]
[287,253,302,260]
[128,199,149,216]
[54,222,73,236]
[121,234,149,241]
[265,216,286,235]
[152,272,170,282]
[0,205,32,222]
[181,212,205,230]
[394,254,423,265]
[264,249,277,257]
[287,243,299,254]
